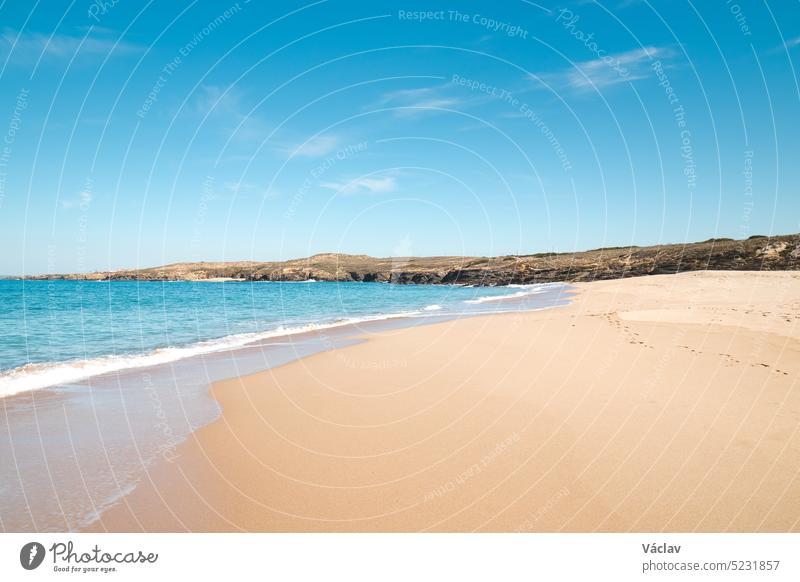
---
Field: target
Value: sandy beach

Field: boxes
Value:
[88,271,800,532]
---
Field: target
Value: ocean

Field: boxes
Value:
[0,279,571,531]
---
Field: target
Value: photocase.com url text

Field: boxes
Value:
[643,559,780,574]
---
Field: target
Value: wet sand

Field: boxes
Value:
[89,271,800,532]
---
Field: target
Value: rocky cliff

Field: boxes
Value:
[24,234,800,286]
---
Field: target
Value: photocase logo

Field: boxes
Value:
[19,542,46,570]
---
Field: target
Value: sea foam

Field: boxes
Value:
[463,285,547,304]
[0,312,421,398]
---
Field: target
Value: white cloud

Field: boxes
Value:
[398,97,461,112]
[0,28,141,62]
[377,85,464,117]
[380,87,437,103]
[536,46,672,93]
[191,85,272,144]
[194,84,243,117]
[321,174,398,195]
[287,134,341,157]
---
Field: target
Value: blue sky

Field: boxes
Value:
[0,0,798,274]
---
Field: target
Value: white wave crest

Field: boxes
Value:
[0,311,421,398]
[464,285,548,304]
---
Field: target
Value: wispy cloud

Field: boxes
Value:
[194,85,244,117]
[574,0,641,7]
[764,35,800,56]
[616,0,644,8]
[192,85,272,144]
[321,172,398,195]
[535,46,672,93]
[0,27,142,62]
[285,134,341,158]
[194,88,345,158]
[376,85,465,117]
[783,36,800,50]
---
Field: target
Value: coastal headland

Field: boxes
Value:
[25,234,799,285]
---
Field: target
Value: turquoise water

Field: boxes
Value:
[0,278,571,531]
[0,279,565,397]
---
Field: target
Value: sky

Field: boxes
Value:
[0,0,798,274]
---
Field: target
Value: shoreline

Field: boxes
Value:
[81,271,800,531]
[0,306,446,400]
[1,282,572,532]
[0,281,569,400]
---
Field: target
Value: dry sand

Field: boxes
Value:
[89,271,800,532]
